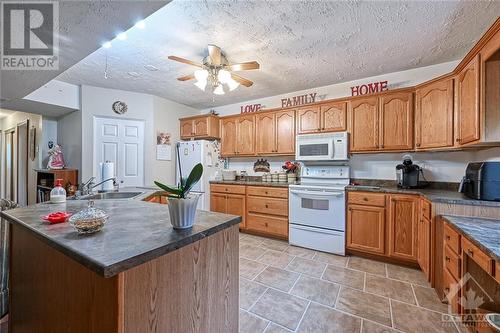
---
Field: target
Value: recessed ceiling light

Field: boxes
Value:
[116,32,127,40]
[102,41,112,49]
[127,71,140,77]
[135,20,145,29]
[144,65,159,71]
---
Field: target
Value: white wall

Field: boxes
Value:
[202,61,459,116]
[152,95,199,186]
[78,85,198,186]
[208,61,500,182]
[41,118,58,168]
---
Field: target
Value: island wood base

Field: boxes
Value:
[9,224,239,333]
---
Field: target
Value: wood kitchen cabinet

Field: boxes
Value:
[349,96,379,152]
[296,106,321,134]
[210,184,246,229]
[320,102,347,132]
[256,110,295,155]
[347,204,386,255]
[456,54,481,145]
[417,199,432,280]
[246,186,288,239]
[415,78,455,150]
[179,114,220,140]
[220,115,255,157]
[379,92,414,150]
[388,194,419,262]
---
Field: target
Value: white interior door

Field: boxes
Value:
[94,117,145,188]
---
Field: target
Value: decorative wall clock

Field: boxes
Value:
[112,101,128,114]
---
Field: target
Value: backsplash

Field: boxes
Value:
[224,147,500,183]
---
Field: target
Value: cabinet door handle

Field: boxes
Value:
[446,235,451,240]
[363,197,368,201]
[445,256,451,262]
[265,204,269,208]
[416,143,421,147]
[456,138,460,142]
[467,249,474,256]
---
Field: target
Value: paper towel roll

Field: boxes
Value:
[100,161,115,191]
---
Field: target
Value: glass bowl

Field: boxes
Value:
[69,201,108,234]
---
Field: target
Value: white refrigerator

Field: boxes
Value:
[175,140,222,210]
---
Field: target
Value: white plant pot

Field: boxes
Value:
[168,194,200,229]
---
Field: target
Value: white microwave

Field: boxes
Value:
[295,132,349,161]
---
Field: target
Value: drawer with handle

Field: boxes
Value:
[247,197,288,216]
[461,237,493,275]
[444,222,461,255]
[210,184,246,195]
[247,186,288,199]
[246,213,288,238]
[348,192,386,207]
[444,244,461,280]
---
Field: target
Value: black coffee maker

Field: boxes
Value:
[396,155,424,189]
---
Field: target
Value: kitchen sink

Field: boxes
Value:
[77,191,144,200]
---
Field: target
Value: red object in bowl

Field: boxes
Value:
[42,212,71,224]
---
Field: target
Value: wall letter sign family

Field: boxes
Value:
[350,81,388,96]
[281,92,317,108]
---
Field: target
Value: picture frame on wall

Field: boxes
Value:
[29,126,36,161]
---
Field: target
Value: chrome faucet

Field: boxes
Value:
[79,177,118,196]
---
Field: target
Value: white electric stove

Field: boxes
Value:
[289,164,350,255]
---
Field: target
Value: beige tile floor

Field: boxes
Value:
[239,233,461,333]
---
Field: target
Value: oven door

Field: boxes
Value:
[296,140,333,161]
[289,188,346,231]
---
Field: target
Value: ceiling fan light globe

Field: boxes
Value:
[213,84,225,95]
[217,69,231,84]
[227,78,240,91]
[194,69,208,81]
[194,79,207,91]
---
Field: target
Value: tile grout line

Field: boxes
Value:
[247,286,270,313]
[363,271,367,292]
[410,284,420,307]
[359,319,364,333]
[287,272,302,294]
[389,298,395,329]
[293,301,311,332]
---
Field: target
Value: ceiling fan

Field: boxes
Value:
[168,44,260,95]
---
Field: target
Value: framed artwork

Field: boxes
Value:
[29,126,36,161]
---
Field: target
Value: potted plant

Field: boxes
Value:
[154,163,203,229]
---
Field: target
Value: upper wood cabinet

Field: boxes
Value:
[220,117,237,156]
[275,110,295,154]
[388,194,419,262]
[296,106,321,134]
[179,114,220,140]
[236,115,256,155]
[379,92,414,150]
[415,78,454,150]
[256,110,295,155]
[456,54,481,145]
[349,96,379,152]
[221,115,256,157]
[320,102,347,132]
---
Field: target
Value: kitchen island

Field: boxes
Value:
[1,199,241,333]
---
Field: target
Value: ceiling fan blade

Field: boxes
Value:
[177,74,195,81]
[231,73,253,87]
[168,56,202,68]
[227,61,260,71]
[207,44,222,65]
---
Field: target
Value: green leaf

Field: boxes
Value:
[154,181,182,196]
[182,163,203,196]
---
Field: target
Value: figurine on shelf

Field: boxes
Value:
[47,144,66,169]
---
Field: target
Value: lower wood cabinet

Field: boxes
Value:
[347,191,420,265]
[347,204,385,255]
[417,198,432,280]
[246,186,288,239]
[210,184,288,239]
[388,194,419,262]
[210,185,246,229]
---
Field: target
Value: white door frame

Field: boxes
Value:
[93,116,146,187]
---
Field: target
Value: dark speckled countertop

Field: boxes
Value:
[441,215,500,262]
[1,198,241,277]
